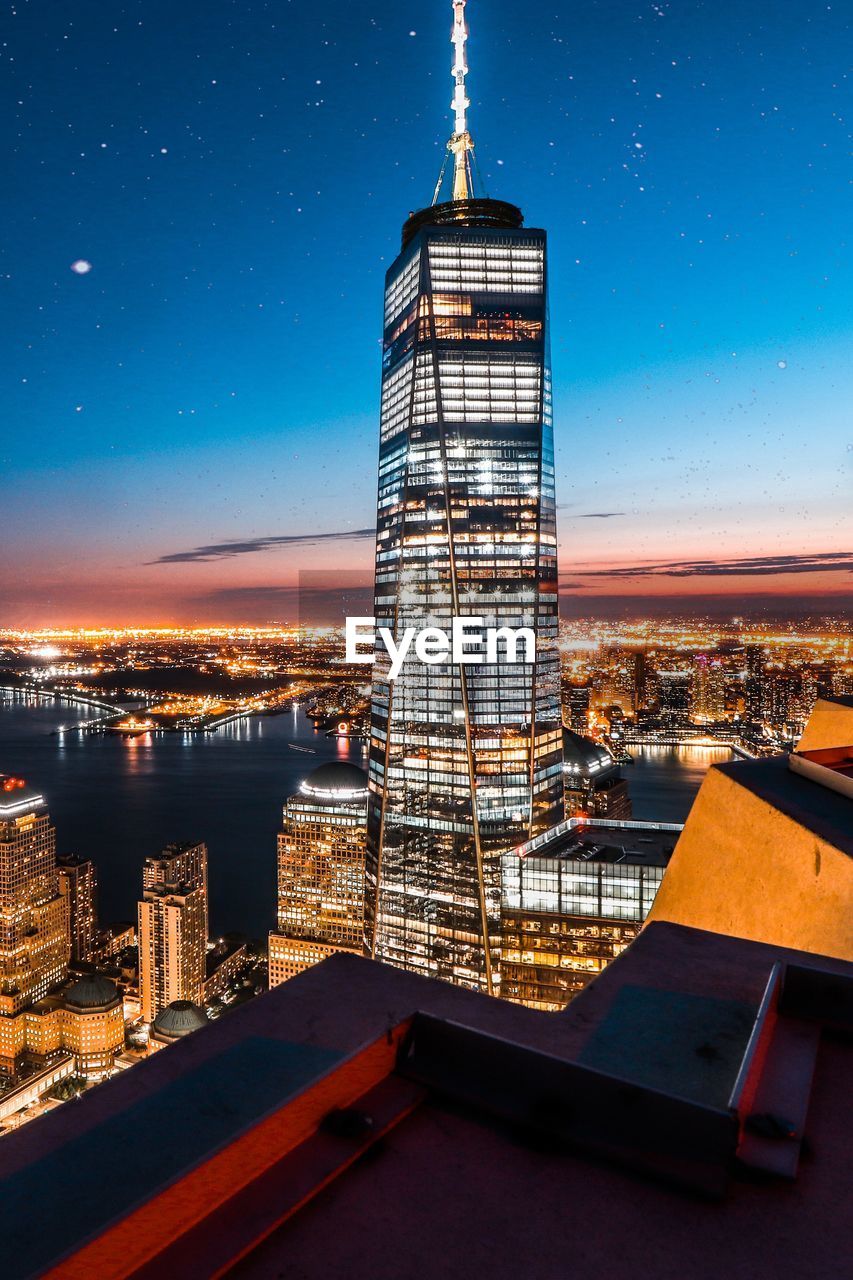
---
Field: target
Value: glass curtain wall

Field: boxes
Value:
[365,219,564,995]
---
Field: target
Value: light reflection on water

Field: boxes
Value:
[0,691,726,935]
[626,744,732,824]
[0,691,364,937]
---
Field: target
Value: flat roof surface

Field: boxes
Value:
[0,925,850,1279]
[717,755,853,858]
[517,821,680,868]
[0,775,46,816]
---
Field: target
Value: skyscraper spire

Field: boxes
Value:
[433,0,476,205]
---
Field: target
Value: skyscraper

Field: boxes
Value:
[143,840,209,937]
[745,644,766,725]
[57,853,98,963]
[138,843,208,1024]
[268,762,368,988]
[364,1,564,995]
[657,671,693,727]
[0,777,68,1031]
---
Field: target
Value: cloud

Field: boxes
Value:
[193,580,374,626]
[564,551,853,581]
[149,528,375,564]
[577,512,625,519]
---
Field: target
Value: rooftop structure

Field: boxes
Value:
[501,818,682,1008]
[0,925,849,1278]
[151,1000,209,1045]
[648,695,853,960]
[0,775,46,818]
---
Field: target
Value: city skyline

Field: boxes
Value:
[4,0,851,626]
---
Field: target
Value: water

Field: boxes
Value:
[0,691,364,938]
[626,744,733,824]
[0,692,729,937]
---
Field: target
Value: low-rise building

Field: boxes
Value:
[501,818,682,1010]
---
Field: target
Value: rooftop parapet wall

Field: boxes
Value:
[796,695,853,752]
[647,758,853,960]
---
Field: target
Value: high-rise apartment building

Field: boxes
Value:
[268,762,368,988]
[56,853,98,962]
[693,655,727,722]
[364,1,564,995]
[138,843,208,1024]
[142,840,209,938]
[744,644,765,724]
[0,777,69,1063]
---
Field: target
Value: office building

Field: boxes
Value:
[269,762,368,988]
[562,727,632,820]
[0,776,69,1069]
[61,973,125,1076]
[138,843,208,1024]
[56,853,98,963]
[501,817,679,1009]
[365,1,564,995]
[656,670,693,726]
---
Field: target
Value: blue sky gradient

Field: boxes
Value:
[2,0,850,622]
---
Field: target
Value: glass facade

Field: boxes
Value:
[365,213,564,995]
[269,767,368,988]
[0,783,68,1031]
[500,818,677,1010]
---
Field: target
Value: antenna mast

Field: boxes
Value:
[434,0,475,205]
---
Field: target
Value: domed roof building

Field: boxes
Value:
[268,758,369,990]
[562,727,632,821]
[62,973,124,1076]
[65,973,120,1012]
[299,762,368,802]
[562,728,619,782]
[150,1000,209,1048]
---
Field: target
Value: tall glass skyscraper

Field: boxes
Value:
[364,2,564,995]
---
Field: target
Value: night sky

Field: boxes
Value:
[3,0,851,624]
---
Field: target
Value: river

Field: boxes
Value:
[0,692,728,936]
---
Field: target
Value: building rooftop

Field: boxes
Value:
[1,923,849,1280]
[715,754,853,860]
[152,1000,209,1040]
[513,817,683,868]
[561,727,619,781]
[0,775,46,819]
[298,761,368,803]
[64,975,120,1012]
